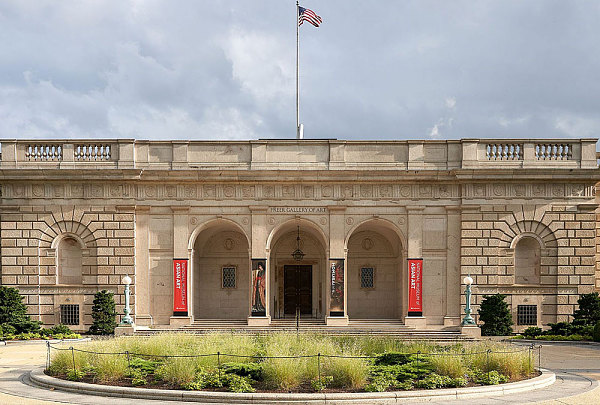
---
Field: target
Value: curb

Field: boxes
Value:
[506,339,600,346]
[29,368,556,404]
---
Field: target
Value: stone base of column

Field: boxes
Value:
[404,316,427,329]
[169,316,192,327]
[115,325,135,337]
[247,315,271,326]
[460,325,481,338]
[326,316,349,326]
[134,315,153,327]
[443,316,461,327]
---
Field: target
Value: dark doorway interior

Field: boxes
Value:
[284,265,312,315]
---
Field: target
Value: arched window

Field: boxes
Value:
[57,236,83,284]
[514,236,541,284]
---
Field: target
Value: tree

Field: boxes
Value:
[0,286,41,333]
[573,293,600,326]
[478,294,513,336]
[88,290,117,335]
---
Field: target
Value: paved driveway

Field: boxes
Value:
[0,340,599,404]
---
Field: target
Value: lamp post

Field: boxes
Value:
[121,275,133,325]
[461,275,476,326]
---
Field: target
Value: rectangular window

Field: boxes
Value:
[222,266,236,289]
[517,305,537,325]
[360,267,374,289]
[60,304,79,326]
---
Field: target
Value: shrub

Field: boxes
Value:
[222,362,262,380]
[573,292,600,326]
[592,322,600,342]
[522,327,542,338]
[547,322,572,336]
[0,286,42,333]
[478,294,513,336]
[88,290,117,335]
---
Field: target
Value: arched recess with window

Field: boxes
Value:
[38,220,98,329]
[499,220,558,331]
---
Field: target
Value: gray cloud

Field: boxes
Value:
[0,0,598,141]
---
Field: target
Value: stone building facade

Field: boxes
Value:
[0,138,598,332]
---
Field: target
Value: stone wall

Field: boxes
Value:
[0,204,135,330]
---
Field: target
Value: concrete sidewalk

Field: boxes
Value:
[0,340,598,404]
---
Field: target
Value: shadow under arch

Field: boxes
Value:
[266,217,329,253]
[345,217,405,320]
[267,217,329,320]
[344,217,406,253]
[188,217,250,251]
[190,217,251,321]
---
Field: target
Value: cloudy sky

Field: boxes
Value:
[1,1,599,141]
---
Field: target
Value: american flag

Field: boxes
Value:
[298,6,322,27]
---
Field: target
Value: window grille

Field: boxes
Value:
[517,305,537,325]
[60,304,79,326]
[360,267,374,289]
[222,266,236,288]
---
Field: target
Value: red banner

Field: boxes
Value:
[173,259,188,313]
[408,258,423,314]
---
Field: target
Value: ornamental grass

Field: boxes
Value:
[47,333,534,392]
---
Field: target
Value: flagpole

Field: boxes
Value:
[296,0,300,139]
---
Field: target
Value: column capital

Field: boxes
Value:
[171,206,190,213]
[407,205,426,212]
[445,205,462,213]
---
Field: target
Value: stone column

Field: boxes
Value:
[444,206,462,326]
[327,206,348,326]
[170,206,191,327]
[248,206,270,326]
[134,206,152,326]
[405,206,426,328]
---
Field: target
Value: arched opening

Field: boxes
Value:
[514,236,541,284]
[192,221,250,319]
[268,219,328,319]
[346,220,403,319]
[57,236,83,285]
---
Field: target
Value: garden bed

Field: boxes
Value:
[47,333,537,393]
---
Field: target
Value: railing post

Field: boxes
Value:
[71,347,76,373]
[317,353,321,381]
[217,351,221,380]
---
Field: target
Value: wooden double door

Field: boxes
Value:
[284,265,312,315]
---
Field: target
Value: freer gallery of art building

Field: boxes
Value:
[0,138,599,333]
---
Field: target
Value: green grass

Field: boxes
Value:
[48,333,533,391]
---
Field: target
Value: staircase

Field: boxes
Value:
[135,318,473,341]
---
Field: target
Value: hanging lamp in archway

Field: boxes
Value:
[292,225,305,261]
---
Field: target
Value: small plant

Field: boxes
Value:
[478,294,513,336]
[547,322,572,336]
[222,362,262,380]
[128,368,148,386]
[522,327,542,338]
[226,374,256,393]
[88,290,117,335]
[66,369,85,381]
[311,375,333,391]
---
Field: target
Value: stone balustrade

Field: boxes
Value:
[0,138,596,170]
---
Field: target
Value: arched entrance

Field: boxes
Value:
[346,220,404,319]
[192,220,250,320]
[267,219,328,319]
